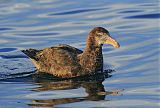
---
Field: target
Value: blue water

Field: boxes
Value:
[0,0,159,108]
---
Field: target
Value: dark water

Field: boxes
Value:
[0,0,159,108]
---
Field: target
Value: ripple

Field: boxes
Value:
[17,32,59,36]
[0,3,30,15]
[0,27,12,31]
[0,48,17,52]
[119,10,143,13]
[25,89,86,99]
[125,13,160,19]
[0,54,27,59]
[50,8,107,15]
[139,3,157,7]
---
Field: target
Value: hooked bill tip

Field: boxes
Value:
[114,42,120,48]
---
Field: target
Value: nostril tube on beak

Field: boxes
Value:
[105,36,120,48]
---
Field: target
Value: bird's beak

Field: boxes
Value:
[103,34,120,48]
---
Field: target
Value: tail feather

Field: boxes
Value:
[21,49,39,60]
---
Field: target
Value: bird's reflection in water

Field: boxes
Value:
[27,70,123,107]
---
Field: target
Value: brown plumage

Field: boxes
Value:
[22,27,120,78]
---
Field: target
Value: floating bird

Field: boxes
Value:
[22,27,120,78]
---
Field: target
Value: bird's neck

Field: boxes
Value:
[83,35,102,55]
[79,36,103,72]
[83,44,103,63]
[84,44,102,55]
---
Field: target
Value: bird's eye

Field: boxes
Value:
[96,32,103,36]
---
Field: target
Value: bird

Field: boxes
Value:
[22,27,120,78]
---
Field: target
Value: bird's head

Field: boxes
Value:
[89,27,120,48]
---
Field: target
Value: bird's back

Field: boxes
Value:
[22,44,83,77]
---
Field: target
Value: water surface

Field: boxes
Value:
[0,0,159,108]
